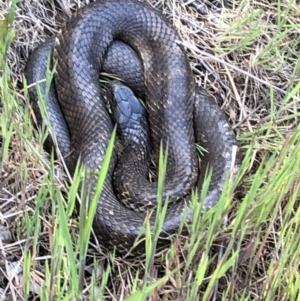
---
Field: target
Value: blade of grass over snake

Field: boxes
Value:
[78,127,117,287]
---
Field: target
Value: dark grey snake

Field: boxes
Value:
[24,0,238,254]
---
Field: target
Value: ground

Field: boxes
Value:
[0,0,300,300]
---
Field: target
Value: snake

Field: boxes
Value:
[24,0,238,254]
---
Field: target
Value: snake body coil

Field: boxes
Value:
[25,0,238,253]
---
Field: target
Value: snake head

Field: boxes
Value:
[108,80,149,147]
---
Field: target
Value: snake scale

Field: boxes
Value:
[24,0,238,254]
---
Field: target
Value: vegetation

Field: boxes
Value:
[0,0,299,300]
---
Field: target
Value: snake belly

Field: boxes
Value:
[24,0,238,253]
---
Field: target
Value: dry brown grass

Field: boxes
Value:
[1,0,299,300]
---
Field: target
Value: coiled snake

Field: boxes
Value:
[24,0,238,254]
